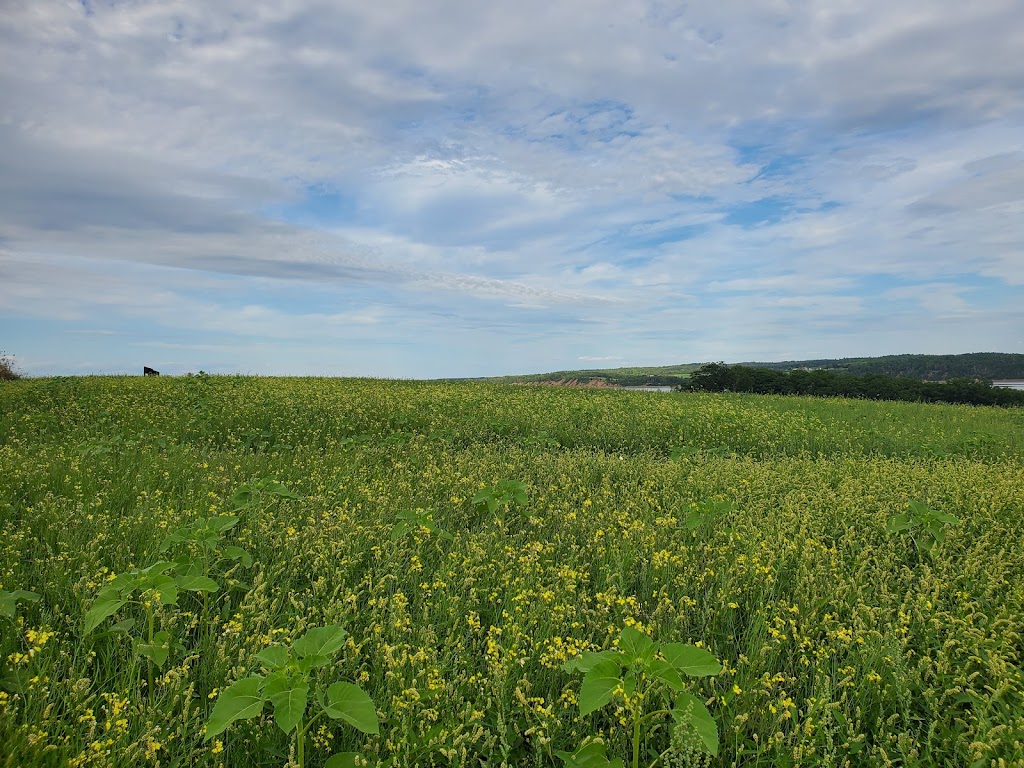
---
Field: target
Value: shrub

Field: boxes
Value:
[0,351,21,380]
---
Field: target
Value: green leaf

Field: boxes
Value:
[292,625,347,659]
[175,575,220,593]
[324,682,379,734]
[108,618,136,634]
[887,514,914,532]
[159,531,185,552]
[324,754,360,768]
[265,482,301,499]
[617,626,655,663]
[660,644,722,677]
[579,658,622,716]
[673,691,719,756]
[562,650,618,674]
[908,500,932,517]
[0,590,40,619]
[555,742,626,768]
[264,676,308,734]
[84,596,127,634]
[139,561,174,576]
[222,546,253,567]
[389,521,410,541]
[296,654,331,673]
[150,575,179,606]
[172,555,204,576]
[647,658,685,691]
[208,515,240,532]
[205,677,266,739]
[133,631,171,668]
[683,511,705,531]
[255,646,290,670]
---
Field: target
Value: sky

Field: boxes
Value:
[1,1,1023,378]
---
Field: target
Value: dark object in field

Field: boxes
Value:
[144,367,160,376]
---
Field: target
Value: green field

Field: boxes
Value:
[1,377,1023,767]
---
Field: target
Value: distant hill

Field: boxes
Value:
[469,353,1024,387]
[467,363,704,387]
[738,353,1024,381]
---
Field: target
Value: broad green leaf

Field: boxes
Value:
[264,676,308,734]
[908,500,932,517]
[230,488,254,510]
[151,575,179,606]
[109,618,136,634]
[256,646,289,670]
[673,691,719,756]
[205,677,266,739]
[389,521,410,541]
[84,597,127,634]
[617,626,655,663]
[887,514,914,533]
[293,625,347,659]
[325,682,379,734]
[222,546,253,567]
[555,742,625,768]
[297,654,332,673]
[647,658,685,691]
[579,658,622,716]
[933,510,960,524]
[175,575,220,593]
[683,512,704,531]
[325,754,360,768]
[661,644,722,677]
[159,531,185,551]
[133,631,171,668]
[0,590,40,619]
[139,561,174,576]
[562,650,618,674]
[209,515,240,532]
[172,555,204,576]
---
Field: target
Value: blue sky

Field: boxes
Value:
[1,1,1022,377]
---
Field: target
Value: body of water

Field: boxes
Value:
[993,380,1024,391]
[621,385,674,392]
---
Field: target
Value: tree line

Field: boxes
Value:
[681,363,1024,407]
[737,352,1024,381]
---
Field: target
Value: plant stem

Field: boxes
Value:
[146,603,155,701]
[297,714,305,768]
[633,705,642,768]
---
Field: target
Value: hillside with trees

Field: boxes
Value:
[738,352,1024,381]
[684,363,1024,407]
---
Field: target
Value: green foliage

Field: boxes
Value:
[160,514,253,568]
[563,626,721,767]
[389,508,453,542]
[682,500,736,531]
[686,363,1024,407]
[887,500,960,555]
[556,740,625,768]
[0,351,20,381]
[229,478,301,512]
[472,479,528,515]
[206,624,377,768]
[0,589,40,619]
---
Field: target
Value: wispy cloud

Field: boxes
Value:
[1,0,1022,376]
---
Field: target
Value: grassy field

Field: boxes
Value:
[1,377,1023,767]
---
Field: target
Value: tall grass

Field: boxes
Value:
[1,377,1022,766]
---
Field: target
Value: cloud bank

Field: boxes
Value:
[1,0,1022,376]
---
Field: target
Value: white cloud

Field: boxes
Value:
[1,0,1022,375]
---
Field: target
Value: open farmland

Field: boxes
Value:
[1,377,1023,767]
